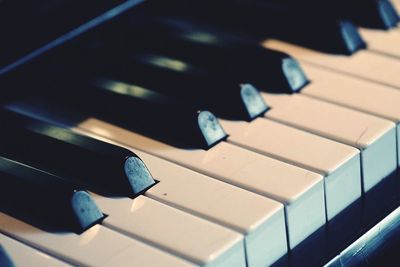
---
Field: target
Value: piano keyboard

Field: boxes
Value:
[1,0,400,266]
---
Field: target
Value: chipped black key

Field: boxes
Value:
[0,110,156,197]
[0,157,104,233]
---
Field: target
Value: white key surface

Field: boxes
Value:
[262,39,400,89]
[76,118,325,250]
[1,234,70,267]
[221,118,361,220]
[0,213,194,267]
[77,130,288,267]
[360,27,400,57]
[263,93,397,192]
[301,64,400,165]
[94,194,246,267]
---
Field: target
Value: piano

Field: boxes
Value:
[1,0,400,266]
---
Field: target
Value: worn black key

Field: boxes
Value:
[0,110,156,197]
[0,157,104,233]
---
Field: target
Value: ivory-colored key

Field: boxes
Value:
[94,195,246,267]
[0,213,194,267]
[220,118,361,221]
[263,93,397,192]
[75,130,288,267]
[0,234,70,267]
[75,118,325,250]
[301,64,400,165]
[262,39,400,89]
[359,27,400,57]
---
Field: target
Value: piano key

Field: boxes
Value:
[91,71,267,121]
[0,110,155,197]
[161,1,366,54]
[77,129,288,267]
[0,234,71,267]
[95,195,246,267]
[0,213,194,267]
[359,27,400,57]
[262,93,397,193]
[0,157,104,233]
[7,100,324,251]
[74,117,325,251]
[263,39,400,89]
[122,19,309,93]
[300,64,400,165]
[220,118,361,221]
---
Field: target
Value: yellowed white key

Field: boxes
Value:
[74,118,324,251]
[263,39,400,89]
[359,27,400,57]
[0,234,71,267]
[301,64,400,166]
[0,213,194,267]
[94,195,245,267]
[220,118,361,221]
[73,130,287,267]
[263,93,397,193]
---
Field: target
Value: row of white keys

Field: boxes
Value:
[75,132,286,267]
[0,213,194,267]
[300,64,400,166]
[262,39,400,89]
[1,233,71,267]
[220,118,361,221]
[73,117,325,251]
[92,195,246,267]
[262,93,397,193]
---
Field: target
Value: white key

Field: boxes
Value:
[75,118,324,250]
[262,39,400,89]
[0,234,70,267]
[0,213,194,267]
[263,93,397,192]
[220,118,361,220]
[94,195,246,267]
[359,27,400,57]
[74,130,288,267]
[301,64,400,165]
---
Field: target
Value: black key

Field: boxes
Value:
[6,82,228,150]
[46,37,269,121]
[145,1,367,55]
[94,53,269,120]
[0,157,104,233]
[0,110,156,198]
[124,17,309,93]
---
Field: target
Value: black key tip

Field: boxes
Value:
[124,156,156,195]
[340,20,367,54]
[198,110,227,148]
[240,83,269,119]
[71,190,104,231]
[378,0,399,29]
[281,58,310,93]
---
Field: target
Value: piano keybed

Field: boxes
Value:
[1,0,400,266]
